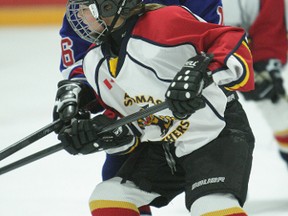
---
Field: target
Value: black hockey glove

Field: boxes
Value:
[58,114,134,155]
[242,59,286,103]
[53,79,104,133]
[53,79,97,122]
[165,53,213,119]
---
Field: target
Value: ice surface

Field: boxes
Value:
[0,27,288,216]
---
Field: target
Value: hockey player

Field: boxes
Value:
[222,0,288,165]
[56,1,255,215]
[59,0,224,174]
[56,1,223,216]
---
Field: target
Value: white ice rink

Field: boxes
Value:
[1,27,288,216]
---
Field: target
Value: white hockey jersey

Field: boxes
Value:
[83,6,254,157]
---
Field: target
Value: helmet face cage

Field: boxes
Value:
[66,0,108,44]
[66,0,142,44]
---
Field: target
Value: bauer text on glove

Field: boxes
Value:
[165,53,213,119]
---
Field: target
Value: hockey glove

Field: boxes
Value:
[58,114,135,155]
[53,79,98,122]
[53,79,104,133]
[242,59,286,103]
[165,53,213,119]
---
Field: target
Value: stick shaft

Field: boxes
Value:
[0,119,62,161]
[0,143,63,175]
[100,101,168,133]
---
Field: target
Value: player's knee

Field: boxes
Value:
[89,177,123,202]
[190,193,248,216]
[89,178,139,216]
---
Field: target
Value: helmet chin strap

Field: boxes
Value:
[104,0,127,40]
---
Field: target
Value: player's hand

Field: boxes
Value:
[53,79,101,134]
[165,53,213,119]
[58,115,135,155]
[242,59,286,103]
[53,79,96,122]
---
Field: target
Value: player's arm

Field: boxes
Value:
[223,0,286,102]
[249,0,287,65]
[243,0,287,103]
[181,3,254,92]
[54,15,104,129]
[59,14,92,79]
[144,0,223,24]
[147,6,254,93]
[196,25,254,93]
[162,7,254,92]
[178,0,223,24]
[56,13,140,156]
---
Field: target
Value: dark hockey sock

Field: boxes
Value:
[280,151,288,165]
[274,130,288,165]
[139,205,152,216]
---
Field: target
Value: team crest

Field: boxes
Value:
[137,105,174,136]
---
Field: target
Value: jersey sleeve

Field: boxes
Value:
[204,29,254,92]
[133,6,254,92]
[59,14,92,79]
[178,0,223,24]
[177,8,254,92]
[249,0,287,64]
[59,15,105,113]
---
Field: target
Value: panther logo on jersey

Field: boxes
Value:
[123,94,174,136]
[137,110,174,136]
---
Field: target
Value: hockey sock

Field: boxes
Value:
[254,99,288,164]
[200,207,247,216]
[190,193,247,216]
[90,200,140,216]
[274,129,288,164]
[139,205,152,216]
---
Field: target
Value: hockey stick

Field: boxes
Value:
[0,119,63,161]
[0,101,168,175]
[99,101,168,133]
[0,144,63,175]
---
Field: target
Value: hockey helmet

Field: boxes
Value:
[66,0,143,43]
